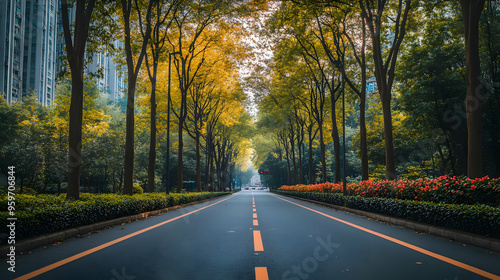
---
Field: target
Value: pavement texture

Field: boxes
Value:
[1,191,499,280]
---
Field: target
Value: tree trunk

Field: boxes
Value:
[121,0,153,195]
[360,0,411,180]
[147,74,157,192]
[290,129,298,185]
[177,117,184,192]
[298,141,303,184]
[319,124,327,183]
[381,92,396,180]
[359,94,369,180]
[308,131,314,184]
[195,134,202,192]
[460,0,485,179]
[331,94,341,183]
[123,80,136,195]
[61,0,96,200]
[67,73,84,200]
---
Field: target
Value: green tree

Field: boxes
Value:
[144,0,179,192]
[60,0,97,199]
[460,0,486,179]
[120,0,154,195]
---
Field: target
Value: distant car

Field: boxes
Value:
[245,187,249,190]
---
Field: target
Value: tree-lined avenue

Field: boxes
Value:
[2,191,499,280]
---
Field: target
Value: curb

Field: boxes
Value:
[274,192,500,253]
[1,194,231,256]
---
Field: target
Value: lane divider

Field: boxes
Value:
[14,194,238,280]
[273,195,500,280]
[253,230,264,251]
[255,267,269,280]
[252,193,269,279]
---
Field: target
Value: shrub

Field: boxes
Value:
[133,183,144,194]
[273,190,500,237]
[279,175,500,206]
[0,192,228,242]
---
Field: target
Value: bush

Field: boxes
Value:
[279,175,500,206]
[133,183,144,194]
[0,192,228,242]
[273,190,500,237]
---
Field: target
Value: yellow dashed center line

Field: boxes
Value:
[255,267,269,280]
[252,194,268,279]
[253,230,264,251]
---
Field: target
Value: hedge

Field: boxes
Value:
[279,175,500,206]
[273,190,500,237]
[0,192,228,243]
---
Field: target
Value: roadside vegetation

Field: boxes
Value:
[0,191,229,241]
[274,175,500,237]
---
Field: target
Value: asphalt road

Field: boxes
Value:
[2,191,500,280]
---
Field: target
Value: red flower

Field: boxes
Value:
[471,185,476,190]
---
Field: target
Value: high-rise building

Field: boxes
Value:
[0,0,57,105]
[1,0,124,106]
[0,0,25,104]
[86,42,126,103]
[23,0,58,105]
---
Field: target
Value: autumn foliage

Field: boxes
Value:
[279,175,500,206]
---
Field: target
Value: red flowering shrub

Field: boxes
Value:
[278,175,500,206]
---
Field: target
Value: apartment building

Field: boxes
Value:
[1,0,125,105]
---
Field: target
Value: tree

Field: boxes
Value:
[144,0,178,192]
[359,0,412,180]
[60,0,97,199]
[120,0,154,195]
[341,7,370,180]
[460,0,486,179]
[168,1,222,192]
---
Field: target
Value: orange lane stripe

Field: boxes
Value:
[14,194,236,280]
[274,195,500,280]
[253,219,259,226]
[253,230,264,251]
[253,213,257,219]
[255,267,269,280]
[253,208,256,212]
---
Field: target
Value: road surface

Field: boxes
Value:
[2,191,500,279]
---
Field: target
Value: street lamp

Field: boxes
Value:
[166,51,181,194]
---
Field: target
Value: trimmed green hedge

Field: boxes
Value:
[0,192,228,242]
[273,190,500,237]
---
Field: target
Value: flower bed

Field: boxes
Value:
[273,190,500,237]
[0,192,228,242]
[279,175,500,206]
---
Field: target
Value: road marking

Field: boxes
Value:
[13,194,237,280]
[253,213,257,219]
[253,208,256,212]
[255,267,269,280]
[274,195,500,280]
[253,219,259,226]
[254,230,264,251]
